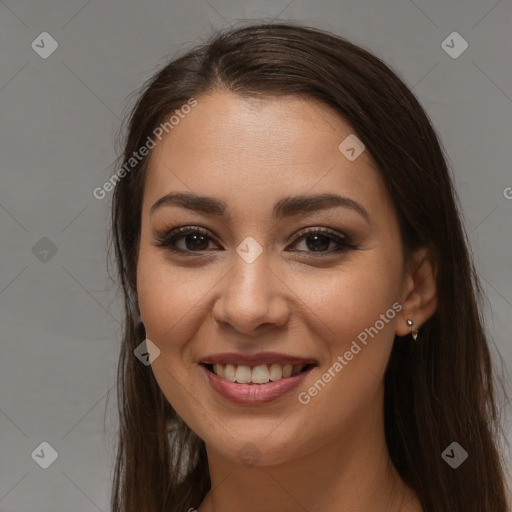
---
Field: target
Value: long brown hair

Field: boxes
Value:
[107,21,510,511]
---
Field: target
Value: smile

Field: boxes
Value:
[199,362,317,404]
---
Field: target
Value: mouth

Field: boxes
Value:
[200,362,317,384]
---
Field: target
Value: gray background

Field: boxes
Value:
[1,1,511,510]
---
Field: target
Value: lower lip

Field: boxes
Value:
[200,364,314,405]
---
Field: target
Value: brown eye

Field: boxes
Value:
[289,228,354,256]
[154,227,218,253]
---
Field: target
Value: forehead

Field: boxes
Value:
[143,90,390,221]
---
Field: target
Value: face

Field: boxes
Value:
[136,90,410,466]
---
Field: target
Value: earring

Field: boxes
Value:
[406,319,419,340]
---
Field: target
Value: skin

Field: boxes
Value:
[136,90,438,512]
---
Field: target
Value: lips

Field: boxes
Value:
[200,363,316,404]
[197,351,318,403]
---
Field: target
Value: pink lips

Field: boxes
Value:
[200,363,315,405]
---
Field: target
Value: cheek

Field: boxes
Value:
[294,256,401,346]
[136,255,206,415]
[292,262,401,423]
[298,263,402,406]
[136,249,207,341]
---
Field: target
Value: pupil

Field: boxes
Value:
[186,234,209,251]
[306,234,330,252]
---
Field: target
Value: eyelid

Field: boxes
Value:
[153,225,215,248]
[291,226,348,242]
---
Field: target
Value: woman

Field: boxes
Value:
[108,22,510,511]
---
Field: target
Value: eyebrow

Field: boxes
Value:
[150,191,370,222]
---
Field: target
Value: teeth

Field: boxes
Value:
[235,365,252,384]
[251,365,270,384]
[269,363,283,381]
[224,364,236,382]
[213,364,225,378]
[209,363,308,383]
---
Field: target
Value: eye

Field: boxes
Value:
[288,227,354,256]
[153,226,217,253]
[153,226,355,257]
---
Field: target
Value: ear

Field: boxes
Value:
[396,246,438,336]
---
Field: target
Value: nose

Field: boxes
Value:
[211,249,290,336]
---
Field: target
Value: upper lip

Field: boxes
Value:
[200,352,318,366]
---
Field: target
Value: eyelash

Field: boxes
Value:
[153,225,355,257]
